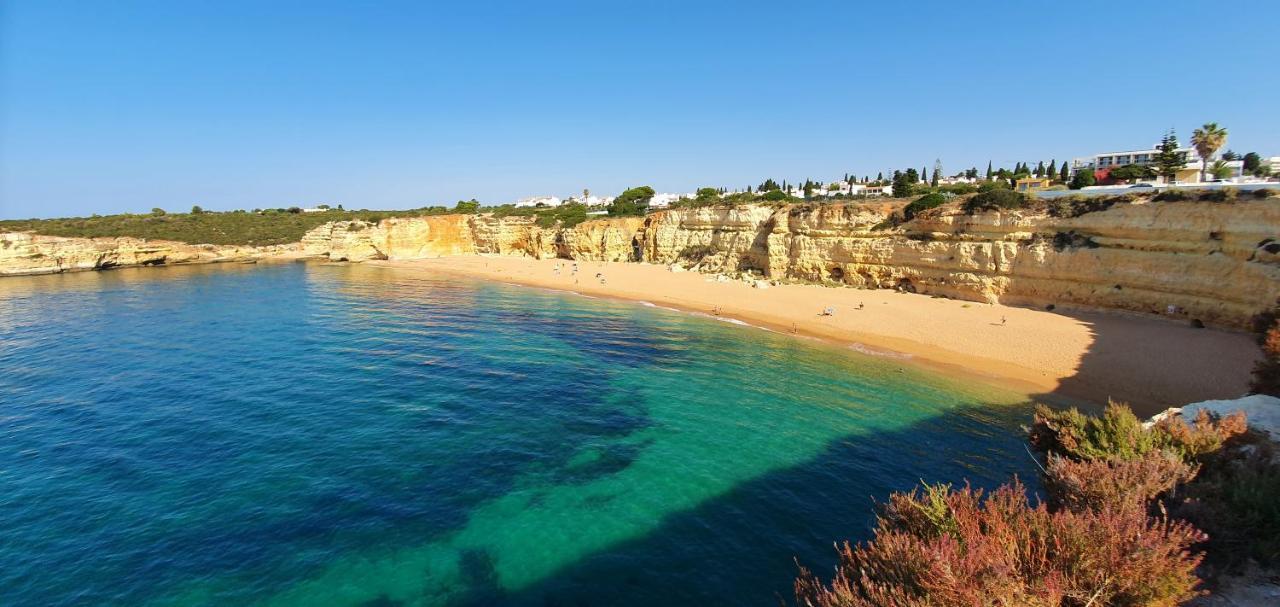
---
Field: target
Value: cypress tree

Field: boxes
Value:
[1047,159,1057,181]
[986,161,993,179]
[1059,162,1069,182]
[1035,161,1045,177]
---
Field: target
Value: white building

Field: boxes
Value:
[1071,145,1205,183]
[514,195,563,208]
[647,193,692,209]
[570,195,614,207]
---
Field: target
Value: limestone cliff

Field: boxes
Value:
[300,215,645,263]
[638,200,1280,328]
[0,232,293,276]
[7,199,1277,328]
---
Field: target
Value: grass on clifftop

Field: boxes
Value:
[0,208,456,246]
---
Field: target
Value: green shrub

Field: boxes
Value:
[1198,187,1238,202]
[902,193,947,221]
[1069,168,1096,189]
[0,206,458,245]
[795,479,1206,607]
[1044,450,1196,513]
[961,189,1028,214]
[608,186,655,216]
[452,199,481,214]
[1154,189,1191,202]
[1029,402,1279,572]
[1029,403,1246,465]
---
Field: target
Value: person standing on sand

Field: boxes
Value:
[1001,316,1007,326]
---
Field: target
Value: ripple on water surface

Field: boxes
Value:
[0,263,1038,606]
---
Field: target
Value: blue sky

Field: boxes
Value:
[2,0,1277,218]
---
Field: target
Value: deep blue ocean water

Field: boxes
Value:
[0,262,1039,606]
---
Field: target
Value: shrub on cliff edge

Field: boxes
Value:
[902,193,947,221]
[794,479,1206,607]
[1030,402,1280,570]
[961,189,1028,214]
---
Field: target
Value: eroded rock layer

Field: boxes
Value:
[0,232,293,276]
[637,201,1280,328]
[6,199,1278,328]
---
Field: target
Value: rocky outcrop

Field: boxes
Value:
[639,200,1280,328]
[298,200,1280,327]
[0,232,293,276]
[301,215,479,261]
[300,215,645,263]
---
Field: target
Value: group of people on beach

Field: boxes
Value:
[554,261,607,285]
[552,260,1014,329]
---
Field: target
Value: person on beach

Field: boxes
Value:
[821,306,835,316]
[858,302,864,310]
[1001,316,1007,326]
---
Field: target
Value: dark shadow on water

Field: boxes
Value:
[441,402,1041,607]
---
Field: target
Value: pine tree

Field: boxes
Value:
[921,167,928,184]
[1035,161,1045,177]
[1059,163,1069,182]
[1047,159,1057,181]
[1154,129,1186,183]
[986,161,993,180]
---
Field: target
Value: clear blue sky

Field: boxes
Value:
[2,0,1277,219]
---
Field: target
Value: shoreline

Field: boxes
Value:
[371,255,1261,416]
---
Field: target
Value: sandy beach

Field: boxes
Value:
[373,255,1261,415]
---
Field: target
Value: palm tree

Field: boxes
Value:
[1191,123,1228,183]
[1209,160,1234,181]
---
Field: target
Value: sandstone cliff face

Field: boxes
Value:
[300,215,479,261]
[300,215,645,263]
[0,232,292,276]
[8,200,1277,328]
[639,200,1280,328]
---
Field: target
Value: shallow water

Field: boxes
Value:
[0,262,1039,606]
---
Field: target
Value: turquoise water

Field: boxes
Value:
[0,262,1038,606]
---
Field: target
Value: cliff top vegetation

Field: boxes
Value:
[0,206,461,246]
[4,187,1272,247]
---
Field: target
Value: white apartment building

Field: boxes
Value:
[1071,145,1205,183]
[514,195,563,208]
[647,193,693,209]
